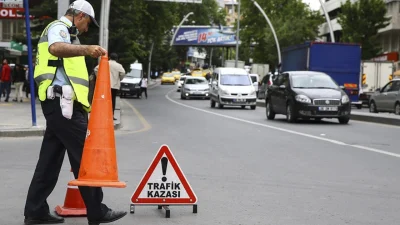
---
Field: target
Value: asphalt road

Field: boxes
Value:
[1,83,400,225]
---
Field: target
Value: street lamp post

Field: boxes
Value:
[235,0,240,68]
[250,0,281,67]
[318,0,335,42]
[100,0,111,51]
[170,12,194,46]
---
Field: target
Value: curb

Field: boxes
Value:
[0,99,123,138]
[255,101,400,126]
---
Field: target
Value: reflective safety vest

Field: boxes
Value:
[34,20,91,112]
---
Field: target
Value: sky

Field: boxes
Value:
[302,0,321,10]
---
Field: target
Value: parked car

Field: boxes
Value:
[176,75,187,92]
[369,78,400,114]
[181,76,210,100]
[257,73,275,99]
[265,71,351,124]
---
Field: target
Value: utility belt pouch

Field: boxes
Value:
[60,85,74,119]
[47,86,55,99]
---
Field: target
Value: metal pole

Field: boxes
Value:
[170,12,194,46]
[57,0,69,19]
[99,0,105,48]
[148,42,154,79]
[23,0,37,127]
[318,0,335,42]
[103,0,111,51]
[209,48,213,67]
[251,0,281,65]
[235,0,240,67]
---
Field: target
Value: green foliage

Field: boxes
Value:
[240,0,323,70]
[337,0,390,59]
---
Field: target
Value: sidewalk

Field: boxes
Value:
[256,99,400,126]
[0,92,122,138]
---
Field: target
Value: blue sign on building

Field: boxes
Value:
[172,26,238,46]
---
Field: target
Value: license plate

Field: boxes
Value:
[135,86,140,89]
[194,92,201,94]
[318,106,338,111]
[234,99,246,102]
[121,88,129,91]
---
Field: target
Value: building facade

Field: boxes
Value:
[318,0,400,64]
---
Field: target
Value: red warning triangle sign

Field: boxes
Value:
[131,145,197,204]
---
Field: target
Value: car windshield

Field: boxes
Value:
[126,69,141,78]
[185,78,207,84]
[291,74,338,89]
[220,74,251,86]
[163,73,173,77]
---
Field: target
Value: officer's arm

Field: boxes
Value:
[47,25,105,58]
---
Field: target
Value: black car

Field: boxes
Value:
[265,71,351,124]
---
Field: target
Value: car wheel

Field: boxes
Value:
[369,101,378,113]
[241,105,246,109]
[181,95,185,100]
[338,116,350,124]
[266,100,275,120]
[395,102,400,115]
[314,118,322,122]
[218,102,224,109]
[210,99,216,108]
[356,104,362,109]
[250,105,256,110]
[286,102,297,123]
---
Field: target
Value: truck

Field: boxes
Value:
[251,63,270,81]
[281,41,363,109]
[224,59,245,69]
[359,61,394,106]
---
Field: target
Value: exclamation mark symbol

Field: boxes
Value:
[161,157,168,182]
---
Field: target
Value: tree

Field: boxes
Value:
[337,0,390,60]
[239,0,323,70]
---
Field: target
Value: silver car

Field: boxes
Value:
[369,79,400,114]
[181,77,210,100]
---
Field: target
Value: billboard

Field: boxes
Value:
[172,26,239,47]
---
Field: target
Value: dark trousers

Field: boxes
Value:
[0,81,11,100]
[111,88,118,115]
[24,97,108,221]
[140,87,147,98]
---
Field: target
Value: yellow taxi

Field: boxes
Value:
[172,71,181,81]
[191,70,204,77]
[161,72,176,84]
[202,69,212,77]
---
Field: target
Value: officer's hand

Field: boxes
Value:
[87,45,107,58]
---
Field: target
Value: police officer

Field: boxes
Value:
[23,1,126,224]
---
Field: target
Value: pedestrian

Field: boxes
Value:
[12,64,26,102]
[94,52,125,119]
[0,59,12,102]
[23,1,127,225]
[140,75,148,99]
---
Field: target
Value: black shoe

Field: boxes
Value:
[24,213,64,224]
[88,209,127,225]
[113,118,117,120]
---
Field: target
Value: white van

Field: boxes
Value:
[209,67,257,109]
[120,62,143,98]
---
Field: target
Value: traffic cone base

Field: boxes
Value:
[55,186,87,216]
[68,180,126,188]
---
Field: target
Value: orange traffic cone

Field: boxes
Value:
[68,55,126,188]
[55,170,87,216]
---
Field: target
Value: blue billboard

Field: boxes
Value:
[172,26,238,46]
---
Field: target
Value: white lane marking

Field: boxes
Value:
[165,90,400,159]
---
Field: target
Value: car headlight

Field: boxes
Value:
[220,89,229,95]
[204,88,209,91]
[250,91,256,96]
[184,88,190,91]
[295,95,311,104]
[342,95,350,103]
